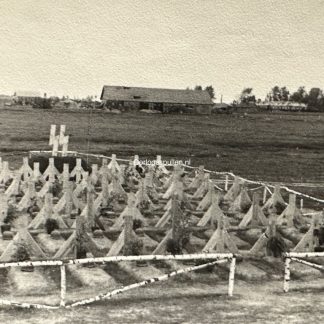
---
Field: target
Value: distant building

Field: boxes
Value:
[0,95,13,107]
[212,102,231,113]
[257,101,307,111]
[13,90,42,105]
[100,85,213,114]
[53,98,79,109]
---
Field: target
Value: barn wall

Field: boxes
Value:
[123,101,140,110]
[105,100,212,114]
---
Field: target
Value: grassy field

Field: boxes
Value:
[1,108,324,185]
[0,278,324,323]
[0,107,324,322]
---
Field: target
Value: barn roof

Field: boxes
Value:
[14,90,42,98]
[100,86,213,105]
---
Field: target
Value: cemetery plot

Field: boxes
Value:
[0,125,323,307]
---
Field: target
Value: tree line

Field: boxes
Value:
[239,86,324,111]
[187,85,215,99]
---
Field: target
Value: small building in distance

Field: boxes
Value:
[257,101,307,111]
[212,102,232,113]
[100,85,213,114]
[54,98,80,109]
[13,90,42,106]
[0,95,13,107]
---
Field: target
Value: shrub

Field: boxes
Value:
[138,200,150,211]
[33,97,53,109]
[123,238,143,256]
[45,218,59,234]
[266,236,287,258]
[76,246,87,259]
[15,245,30,262]
[49,181,62,197]
[133,219,143,231]
[166,239,181,255]
[4,205,17,224]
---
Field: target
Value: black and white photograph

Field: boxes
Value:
[0,0,324,323]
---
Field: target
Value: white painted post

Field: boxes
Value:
[91,164,98,185]
[225,175,229,191]
[60,265,66,307]
[59,125,68,156]
[28,180,36,199]
[283,257,291,293]
[49,124,59,157]
[33,162,41,181]
[44,192,53,219]
[62,136,69,157]
[134,155,140,166]
[228,257,236,297]
[76,159,82,183]
[59,125,66,144]
[52,138,59,157]
[63,163,70,185]
[263,186,267,204]
[49,125,56,145]
[22,157,30,181]
[300,198,304,212]
[0,161,10,184]
[48,158,56,183]
[102,172,109,206]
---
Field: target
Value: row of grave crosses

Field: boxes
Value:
[158,169,324,255]
[0,157,184,260]
[0,149,323,260]
[0,153,171,224]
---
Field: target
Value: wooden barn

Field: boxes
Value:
[100,85,213,114]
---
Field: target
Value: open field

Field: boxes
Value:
[0,108,324,323]
[1,108,324,184]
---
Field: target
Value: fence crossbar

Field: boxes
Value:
[283,252,324,292]
[0,253,234,268]
[291,257,324,271]
[0,299,59,310]
[0,253,235,309]
[67,258,233,308]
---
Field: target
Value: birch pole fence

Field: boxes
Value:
[283,251,324,293]
[0,253,236,309]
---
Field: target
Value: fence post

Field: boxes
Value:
[263,186,267,204]
[283,257,291,293]
[300,198,304,212]
[228,257,236,297]
[60,265,66,307]
[225,175,229,191]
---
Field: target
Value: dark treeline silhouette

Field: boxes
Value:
[238,86,324,111]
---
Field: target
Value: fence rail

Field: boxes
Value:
[283,252,324,292]
[0,253,236,309]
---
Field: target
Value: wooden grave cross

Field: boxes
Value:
[49,124,69,157]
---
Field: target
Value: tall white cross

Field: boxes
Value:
[49,125,69,156]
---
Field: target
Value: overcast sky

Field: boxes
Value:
[1,0,323,102]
